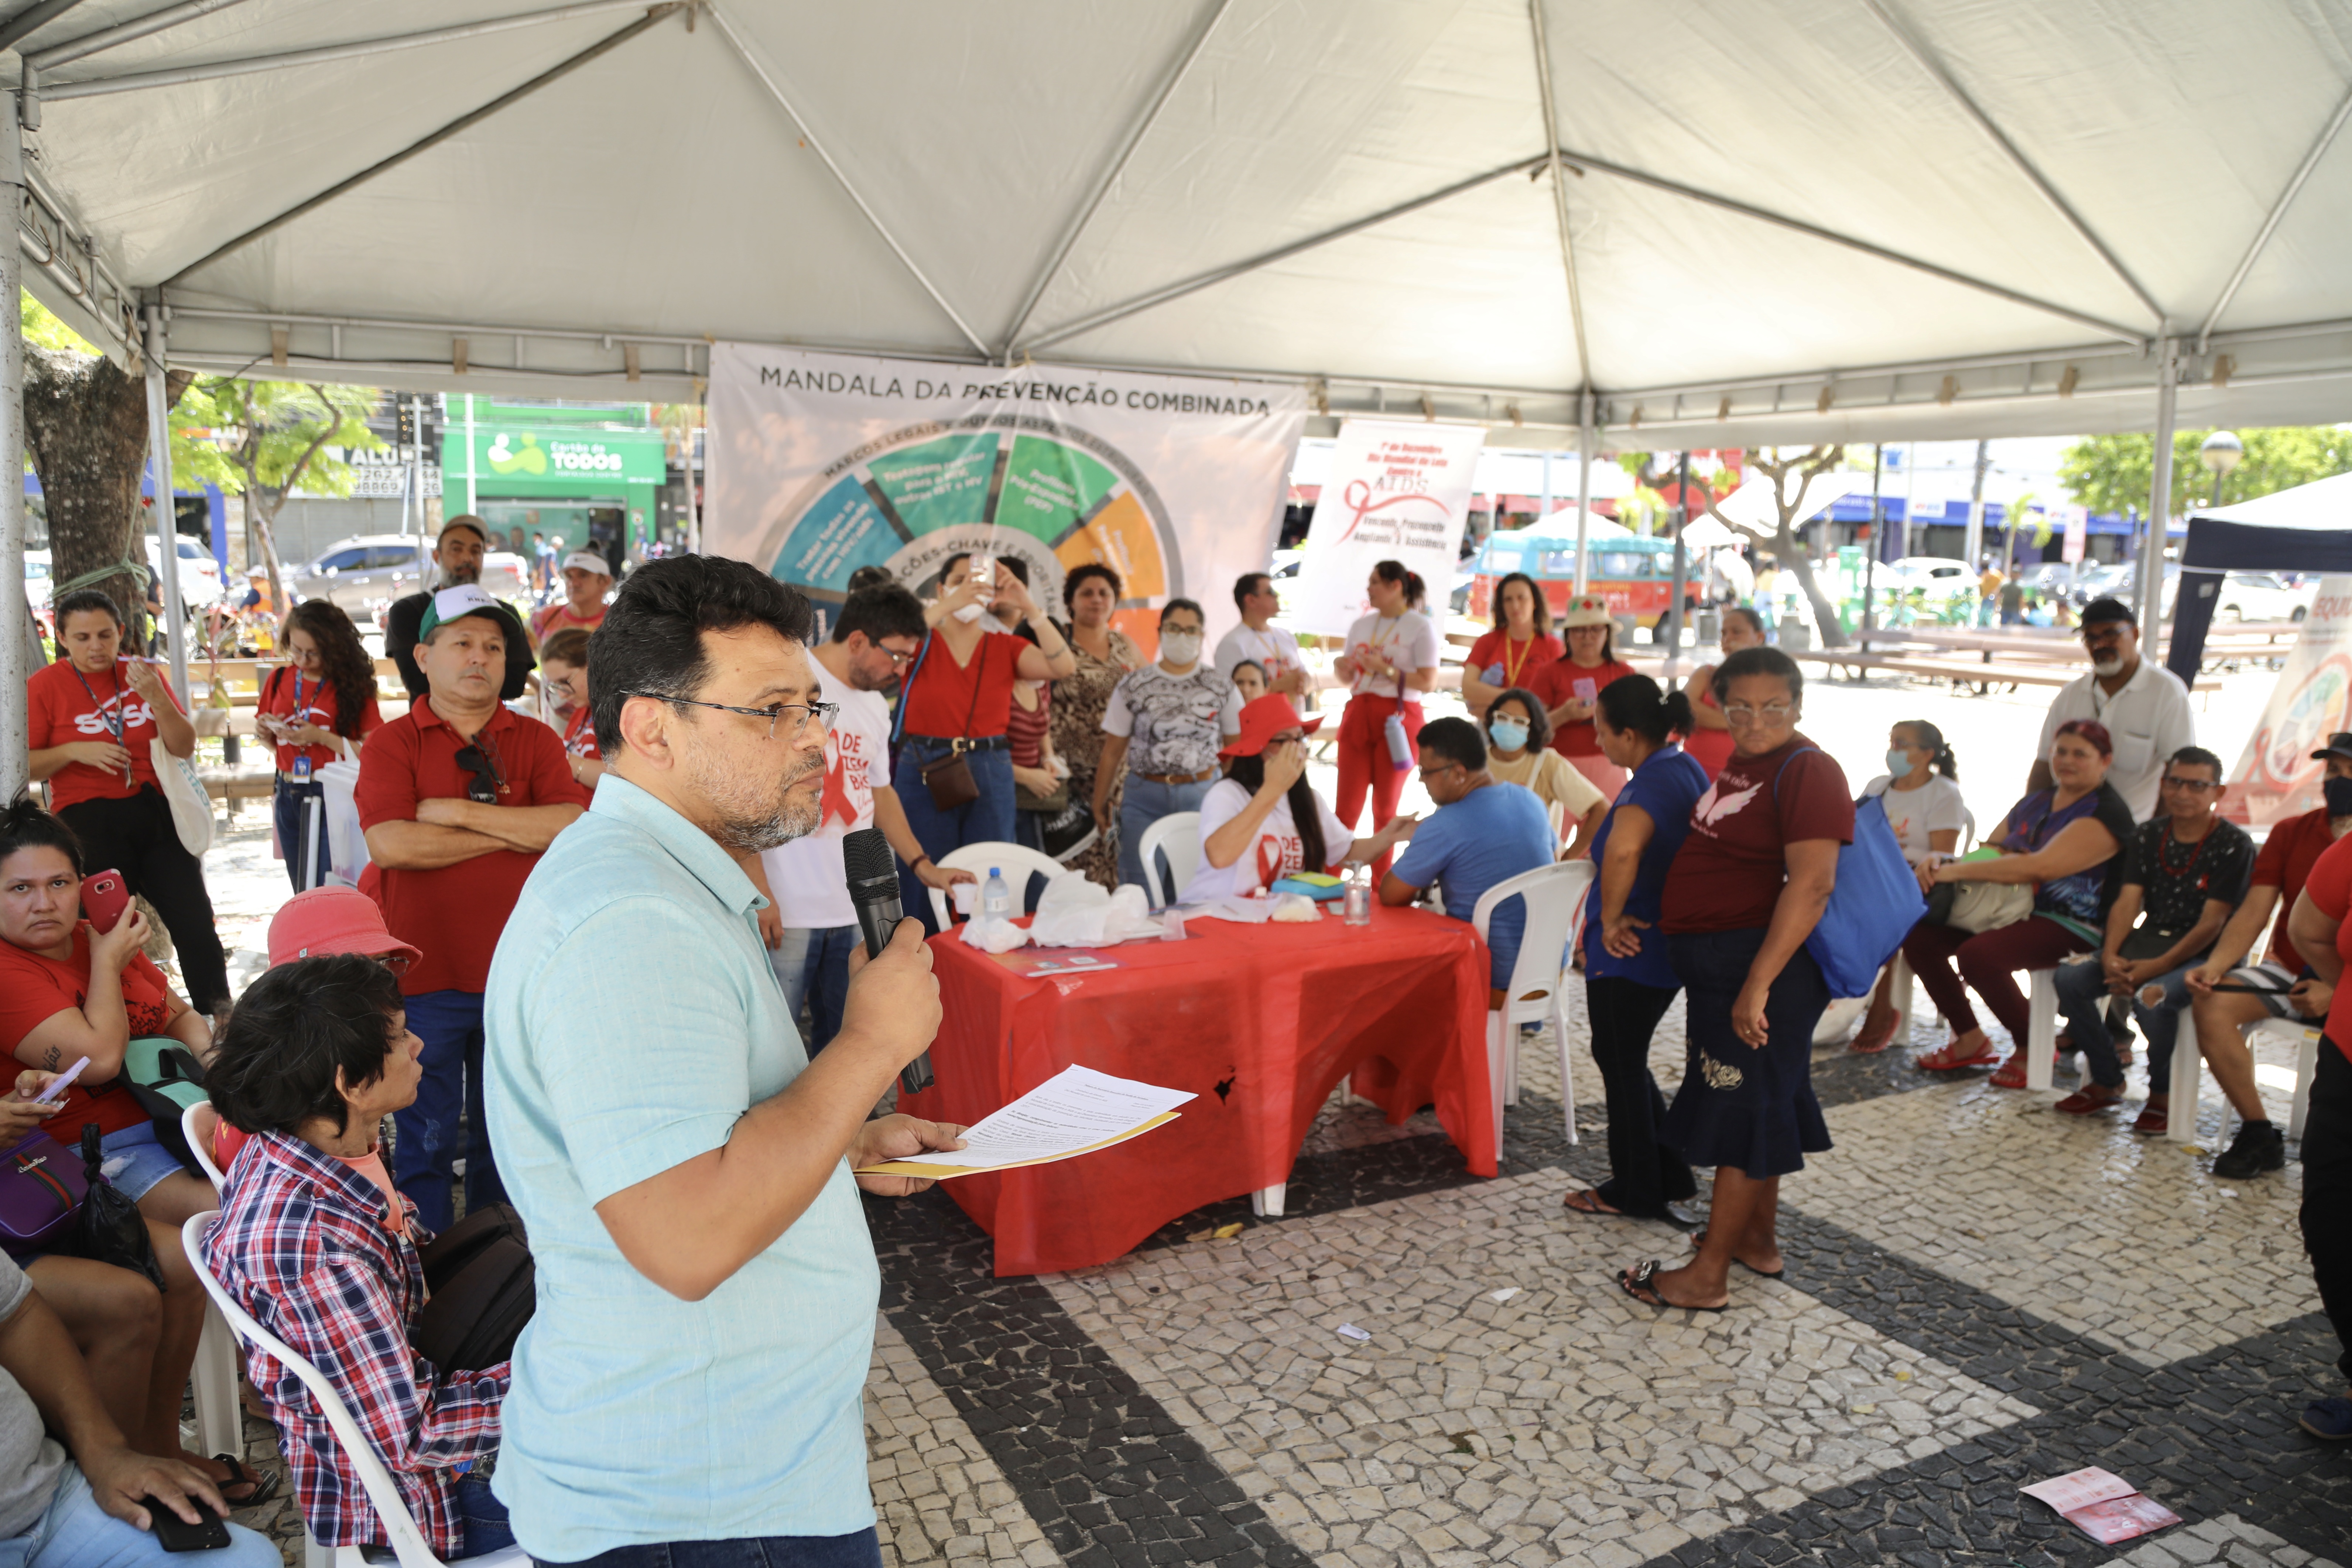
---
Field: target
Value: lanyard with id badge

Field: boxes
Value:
[288,670,314,780]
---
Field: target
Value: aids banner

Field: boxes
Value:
[1288,420,1486,636]
[703,344,1308,651]
[2225,575,2352,826]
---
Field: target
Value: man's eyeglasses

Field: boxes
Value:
[1725,702,1795,726]
[877,645,919,669]
[2162,774,2221,793]
[453,743,502,804]
[1417,761,1462,783]
[2081,625,2130,645]
[377,952,414,979]
[629,692,839,740]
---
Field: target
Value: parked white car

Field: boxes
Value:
[2214,571,2315,624]
[145,535,225,609]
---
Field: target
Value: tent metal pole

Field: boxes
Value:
[0,101,28,802]
[1554,145,2149,348]
[2137,339,2178,647]
[25,0,251,71]
[1962,439,1987,577]
[1527,0,1591,387]
[994,0,1232,360]
[1572,390,1593,593]
[142,305,190,704]
[165,6,682,285]
[705,3,986,358]
[41,0,660,100]
[0,0,89,55]
[2197,81,2352,352]
[1862,0,2161,325]
[1664,450,1689,674]
[1020,154,1551,354]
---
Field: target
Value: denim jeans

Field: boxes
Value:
[537,1528,882,1568]
[393,988,503,1232]
[0,1464,278,1568]
[892,742,1014,932]
[1117,773,1214,898]
[2054,952,2206,1091]
[768,924,859,1055]
[455,1476,513,1561]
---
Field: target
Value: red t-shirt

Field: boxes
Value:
[259,667,383,774]
[558,703,601,761]
[1527,658,1637,758]
[1682,686,1735,778]
[26,658,188,811]
[1660,732,1855,934]
[0,924,176,1138]
[2249,807,2341,971]
[2298,830,2352,1061]
[353,697,590,996]
[1466,630,1563,695]
[530,602,606,642]
[899,631,1025,742]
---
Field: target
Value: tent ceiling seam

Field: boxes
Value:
[24,0,251,72]
[161,4,680,287]
[1527,0,1591,391]
[993,0,1232,362]
[705,1,986,357]
[36,0,661,100]
[1862,0,2164,326]
[2196,76,2352,352]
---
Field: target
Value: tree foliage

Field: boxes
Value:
[2058,427,2352,516]
[1697,445,1852,647]
[178,378,382,604]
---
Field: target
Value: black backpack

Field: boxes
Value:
[410,1202,535,1372]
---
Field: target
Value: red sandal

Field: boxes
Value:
[1989,1055,2036,1089]
[1917,1041,1999,1071]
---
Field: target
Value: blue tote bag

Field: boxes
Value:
[1774,752,1929,998]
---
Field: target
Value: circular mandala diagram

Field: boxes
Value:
[765,413,1181,608]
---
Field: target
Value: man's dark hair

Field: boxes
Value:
[833,584,927,646]
[2079,596,2136,627]
[1418,716,1486,773]
[52,588,122,628]
[1232,572,1270,612]
[0,792,82,875]
[845,565,896,594]
[1710,644,1804,703]
[208,954,405,1137]
[2169,744,2225,778]
[590,555,814,753]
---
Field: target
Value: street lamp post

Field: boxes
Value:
[2199,429,2243,510]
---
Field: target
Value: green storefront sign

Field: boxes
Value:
[442,398,671,558]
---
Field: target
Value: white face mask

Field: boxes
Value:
[951,600,988,624]
[1160,631,1202,666]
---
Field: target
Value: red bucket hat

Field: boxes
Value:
[267,885,422,968]
[1219,694,1325,759]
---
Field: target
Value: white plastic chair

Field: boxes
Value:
[1472,860,1596,1164]
[1134,811,1200,910]
[175,1102,246,1462]
[182,1213,529,1568]
[924,841,1068,928]
[2168,1011,2323,1148]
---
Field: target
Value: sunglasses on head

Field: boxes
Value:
[454,743,501,804]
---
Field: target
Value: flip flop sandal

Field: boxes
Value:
[1917,1042,1999,1072]
[1617,1259,1728,1312]
[1561,1189,1622,1217]
[1691,1230,1786,1280]
[2132,1106,2168,1135]
[213,1455,281,1509]
[1988,1057,2032,1089]
[2054,1088,2121,1115]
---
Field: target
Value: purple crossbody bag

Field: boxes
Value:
[0,1130,89,1259]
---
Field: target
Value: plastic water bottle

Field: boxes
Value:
[982,867,1012,925]
[1342,862,1372,926]
[1383,710,1412,771]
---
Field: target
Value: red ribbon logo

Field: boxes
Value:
[1336,479,1449,544]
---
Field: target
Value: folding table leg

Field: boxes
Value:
[1487,1015,1506,1167]
[2025,970,2057,1091]
[1250,1184,1286,1218]
[2169,1012,2203,1146]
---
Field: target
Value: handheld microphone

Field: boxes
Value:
[843,827,933,1095]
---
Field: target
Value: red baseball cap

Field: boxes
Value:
[1219,694,1325,758]
[267,886,422,969]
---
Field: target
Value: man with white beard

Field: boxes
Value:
[2028,596,2197,820]
[483,555,957,1568]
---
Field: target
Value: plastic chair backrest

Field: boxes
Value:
[1135,812,1201,908]
[1960,805,1978,852]
[1471,860,1596,1010]
[181,1102,227,1190]
[926,841,1070,928]
[180,1213,473,1568]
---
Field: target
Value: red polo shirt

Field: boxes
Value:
[26,658,188,811]
[353,696,589,996]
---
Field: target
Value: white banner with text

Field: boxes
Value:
[2226,574,2352,827]
[1288,420,1486,636]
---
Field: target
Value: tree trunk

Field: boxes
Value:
[247,484,291,612]
[23,348,195,648]
[1772,530,1849,647]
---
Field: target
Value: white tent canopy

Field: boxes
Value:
[9,0,2352,446]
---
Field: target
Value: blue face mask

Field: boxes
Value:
[1490,718,1530,753]
[1886,748,1914,779]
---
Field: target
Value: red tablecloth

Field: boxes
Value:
[902,903,1494,1276]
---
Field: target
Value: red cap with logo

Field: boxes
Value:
[267,885,423,969]
[1219,694,1326,758]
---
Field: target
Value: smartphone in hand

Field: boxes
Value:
[83,870,131,934]
[144,1500,230,1553]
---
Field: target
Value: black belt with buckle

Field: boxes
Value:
[903,734,1006,753]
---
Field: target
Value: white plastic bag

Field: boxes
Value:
[959,913,1031,953]
[1269,892,1322,923]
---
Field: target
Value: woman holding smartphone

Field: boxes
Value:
[259,600,383,889]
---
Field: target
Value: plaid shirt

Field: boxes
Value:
[204,1130,509,1557]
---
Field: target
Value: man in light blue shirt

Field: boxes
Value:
[485,556,958,1568]
[1383,716,1558,994]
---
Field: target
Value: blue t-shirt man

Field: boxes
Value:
[1390,771,1558,987]
[1581,742,1711,990]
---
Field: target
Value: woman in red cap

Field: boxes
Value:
[1330,561,1436,876]
[1178,696,1414,904]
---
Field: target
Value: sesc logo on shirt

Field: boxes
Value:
[73,695,155,737]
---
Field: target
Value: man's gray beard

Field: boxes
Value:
[695,753,822,855]
[437,562,482,587]
[2090,655,2124,676]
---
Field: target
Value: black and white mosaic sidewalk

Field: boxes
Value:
[856,993,2351,1568]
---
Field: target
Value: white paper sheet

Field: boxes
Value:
[897,1065,1196,1170]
